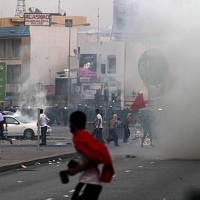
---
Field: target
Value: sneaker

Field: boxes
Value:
[114,144,120,147]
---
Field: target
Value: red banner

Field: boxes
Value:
[131,92,145,112]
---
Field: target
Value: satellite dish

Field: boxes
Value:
[28,7,42,13]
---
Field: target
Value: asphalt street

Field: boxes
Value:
[1,125,200,200]
[1,149,200,200]
[0,140,200,200]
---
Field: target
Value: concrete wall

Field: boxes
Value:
[30,26,78,85]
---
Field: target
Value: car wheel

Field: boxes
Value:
[24,129,35,139]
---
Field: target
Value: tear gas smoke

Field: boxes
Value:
[17,80,47,119]
[132,0,200,159]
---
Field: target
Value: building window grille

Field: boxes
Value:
[7,65,21,84]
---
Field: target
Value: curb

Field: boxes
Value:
[0,152,77,173]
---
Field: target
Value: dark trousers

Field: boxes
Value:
[107,128,119,146]
[0,129,12,143]
[123,124,130,142]
[72,183,102,200]
[41,126,47,145]
[93,128,104,143]
[63,117,68,126]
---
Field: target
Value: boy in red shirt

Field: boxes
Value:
[66,111,114,200]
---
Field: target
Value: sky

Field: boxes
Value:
[0,0,113,28]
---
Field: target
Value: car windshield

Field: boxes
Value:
[15,115,32,123]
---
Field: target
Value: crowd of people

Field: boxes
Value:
[0,104,154,148]
[90,107,154,148]
[0,104,155,199]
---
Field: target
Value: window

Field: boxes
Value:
[107,55,116,74]
[4,117,19,125]
[7,65,21,84]
[12,39,21,58]
[101,64,106,74]
[0,40,5,57]
[0,39,21,58]
[5,39,12,58]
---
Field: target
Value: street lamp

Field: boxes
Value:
[50,20,90,107]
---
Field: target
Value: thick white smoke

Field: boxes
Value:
[17,80,47,119]
[137,0,200,159]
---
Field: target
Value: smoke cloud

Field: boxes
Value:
[135,0,200,159]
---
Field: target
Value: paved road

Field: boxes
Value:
[1,147,200,200]
[1,125,200,200]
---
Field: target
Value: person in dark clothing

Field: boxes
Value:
[107,114,120,146]
[54,104,61,125]
[62,107,68,126]
[0,109,12,144]
[123,113,131,143]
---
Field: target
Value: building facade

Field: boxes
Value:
[0,14,150,110]
[0,26,30,107]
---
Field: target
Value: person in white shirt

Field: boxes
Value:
[93,109,104,143]
[39,109,50,145]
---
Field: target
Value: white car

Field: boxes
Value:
[3,115,52,139]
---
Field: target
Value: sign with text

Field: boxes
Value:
[0,62,6,102]
[24,13,50,26]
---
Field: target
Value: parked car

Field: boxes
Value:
[3,115,52,139]
[2,111,15,115]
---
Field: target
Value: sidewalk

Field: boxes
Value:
[0,127,162,173]
[0,141,76,172]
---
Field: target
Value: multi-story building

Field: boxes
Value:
[0,14,89,108]
[0,26,30,107]
[0,12,150,110]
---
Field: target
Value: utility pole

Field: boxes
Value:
[97,8,100,43]
[58,0,60,13]
[15,0,26,17]
[65,19,73,107]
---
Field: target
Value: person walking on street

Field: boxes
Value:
[123,112,132,143]
[62,106,68,126]
[39,109,50,146]
[66,111,114,200]
[0,109,12,144]
[93,109,104,143]
[141,111,153,147]
[107,114,120,146]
